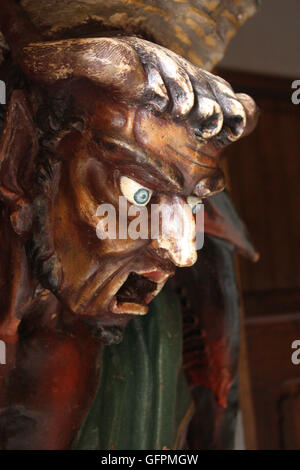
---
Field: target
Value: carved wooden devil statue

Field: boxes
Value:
[0,0,259,450]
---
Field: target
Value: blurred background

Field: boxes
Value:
[218,0,300,450]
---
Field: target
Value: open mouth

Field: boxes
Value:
[110,270,170,315]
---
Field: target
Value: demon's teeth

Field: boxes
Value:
[110,298,148,316]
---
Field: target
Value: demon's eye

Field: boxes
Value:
[120,176,153,206]
[187,196,203,215]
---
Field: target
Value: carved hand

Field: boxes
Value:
[123,37,258,145]
[23,37,258,147]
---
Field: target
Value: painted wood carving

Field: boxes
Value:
[0,0,259,449]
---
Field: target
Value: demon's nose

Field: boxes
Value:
[152,195,197,267]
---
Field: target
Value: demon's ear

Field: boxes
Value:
[0,90,39,235]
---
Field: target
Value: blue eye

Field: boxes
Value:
[187,196,203,215]
[134,188,151,205]
[120,176,153,206]
[192,203,202,215]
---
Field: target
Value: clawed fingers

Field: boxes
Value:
[126,38,194,118]
[190,93,224,140]
[203,73,246,143]
[189,70,249,146]
[235,93,259,137]
[142,62,169,113]
[124,37,257,146]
